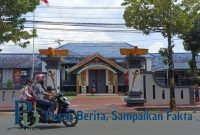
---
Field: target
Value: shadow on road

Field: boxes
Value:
[7,125,75,131]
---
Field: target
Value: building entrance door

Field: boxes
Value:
[89,69,106,93]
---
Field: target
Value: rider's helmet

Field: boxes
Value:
[36,74,45,83]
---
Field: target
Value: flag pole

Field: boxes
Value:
[31,0,49,80]
[31,11,35,80]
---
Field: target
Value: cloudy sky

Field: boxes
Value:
[0,0,185,53]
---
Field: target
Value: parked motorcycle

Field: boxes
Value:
[18,92,78,128]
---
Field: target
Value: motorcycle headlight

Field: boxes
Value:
[63,97,68,101]
[62,97,70,106]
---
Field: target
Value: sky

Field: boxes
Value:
[0,0,186,53]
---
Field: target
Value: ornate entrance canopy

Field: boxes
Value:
[67,53,126,74]
[66,53,126,94]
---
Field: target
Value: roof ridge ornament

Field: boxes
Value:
[39,47,69,57]
[120,46,148,56]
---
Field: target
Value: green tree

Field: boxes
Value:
[180,19,200,84]
[0,0,40,47]
[122,0,200,111]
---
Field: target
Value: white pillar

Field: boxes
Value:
[47,69,61,93]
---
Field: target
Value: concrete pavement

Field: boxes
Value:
[70,95,137,113]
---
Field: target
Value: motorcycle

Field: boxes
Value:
[17,92,78,128]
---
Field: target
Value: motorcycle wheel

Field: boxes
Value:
[62,111,78,127]
[18,109,35,128]
[18,114,24,128]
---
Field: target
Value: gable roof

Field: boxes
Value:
[67,53,126,73]
[151,53,200,71]
[0,53,41,68]
[56,42,133,58]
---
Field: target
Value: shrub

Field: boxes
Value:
[7,80,14,88]
[195,76,200,85]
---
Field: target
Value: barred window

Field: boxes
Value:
[2,91,5,101]
[181,90,184,99]
[153,85,156,99]
[162,90,165,99]
[12,91,15,100]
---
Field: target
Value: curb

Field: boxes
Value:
[0,108,14,112]
[0,112,14,116]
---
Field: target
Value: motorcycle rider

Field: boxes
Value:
[33,74,54,118]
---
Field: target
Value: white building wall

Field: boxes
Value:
[140,73,192,105]
[146,58,152,71]
[0,90,20,107]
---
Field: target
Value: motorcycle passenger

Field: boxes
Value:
[19,79,36,111]
[33,74,54,116]
[19,79,33,101]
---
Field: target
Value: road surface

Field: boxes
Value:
[0,114,200,135]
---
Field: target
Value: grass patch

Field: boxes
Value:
[64,96,74,101]
[63,91,76,101]
[64,91,76,96]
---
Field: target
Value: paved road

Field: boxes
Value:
[1,114,200,135]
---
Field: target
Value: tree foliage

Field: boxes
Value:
[180,19,200,84]
[0,0,40,47]
[158,48,169,65]
[122,0,200,36]
[181,19,200,55]
[122,0,200,111]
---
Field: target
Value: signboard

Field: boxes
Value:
[21,71,27,76]
[13,69,21,84]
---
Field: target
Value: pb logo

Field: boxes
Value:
[15,100,40,128]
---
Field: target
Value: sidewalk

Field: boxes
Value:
[136,104,200,111]
[1,95,200,113]
[70,95,200,113]
[70,95,137,113]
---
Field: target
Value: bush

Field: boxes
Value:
[195,76,200,85]
[7,80,14,88]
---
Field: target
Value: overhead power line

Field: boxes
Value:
[37,6,125,9]
[25,26,161,33]
[29,12,124,16]
[24,20,126,28]
[24,16,123,20]
[25,20,125,26]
